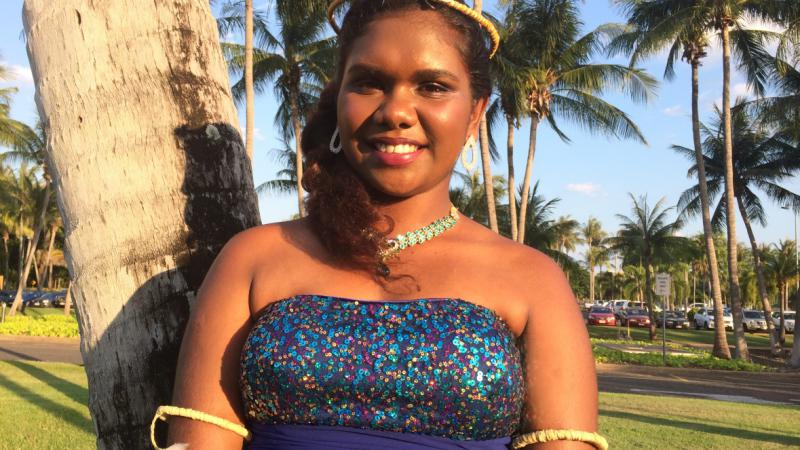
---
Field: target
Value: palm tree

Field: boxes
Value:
[618,0,793,362]
[486,8,529,241]
[1,119,55,316]
[221,0,335,217]
[765,240,797,347]
[256,137,299,197]
[245,0,254,161]
[450,170,507,227]
[673,99,800,356]
[581,217,608,302]
[512,0,656,244]
[612,0,732,359]
[473,0,499,233]
[610,194,690,342]
[0,58,31,148]
[552,215,581,263]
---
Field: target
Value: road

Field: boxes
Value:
[1,335,798,406]
[597,363,800,406]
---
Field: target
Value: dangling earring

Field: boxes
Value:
[329,126,342,154]
[461,135,478,172]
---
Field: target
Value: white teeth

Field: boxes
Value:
[376,143,420,154]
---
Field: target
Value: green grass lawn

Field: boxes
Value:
[600,392,800,449]
[1,361,799,449]
[0,361,94,450]
[588,324,795,348]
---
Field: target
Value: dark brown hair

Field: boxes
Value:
[300,0,491,281]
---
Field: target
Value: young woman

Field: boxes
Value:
[155,1,602,449]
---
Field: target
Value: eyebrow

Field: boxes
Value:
[346,63,460,82]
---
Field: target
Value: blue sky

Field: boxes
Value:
[1,0,799,252]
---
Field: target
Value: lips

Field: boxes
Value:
[366,137,428,167]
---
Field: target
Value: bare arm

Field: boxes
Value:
[518,250,599,449]
[164,231,256,449]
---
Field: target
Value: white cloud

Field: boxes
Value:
[732,82,750,98]
[566,183,602,197]
[253,127,265,141]
[0,62,33,85]
[663,105,685,117]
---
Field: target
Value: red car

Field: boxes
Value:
[622,308,651,327]
[587,306,616,326]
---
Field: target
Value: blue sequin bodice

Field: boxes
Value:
[240,294,525,441]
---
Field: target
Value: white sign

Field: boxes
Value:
[655,273,671,297]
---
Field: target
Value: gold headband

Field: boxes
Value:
[326,0,500,58]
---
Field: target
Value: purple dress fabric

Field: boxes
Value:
[240,295,524,449]
[244,423,512,449]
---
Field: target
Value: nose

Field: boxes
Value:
[373,87,418,129]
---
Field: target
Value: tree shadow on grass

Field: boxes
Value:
[4,360,88,408]
[0,370,93,433]
[601,409,800,446]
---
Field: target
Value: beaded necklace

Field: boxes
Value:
[376,204,460,277]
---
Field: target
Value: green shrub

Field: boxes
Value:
[592,343,770,372]
[0,313,79,338]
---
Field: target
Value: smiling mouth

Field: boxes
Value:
[372,143,426,154]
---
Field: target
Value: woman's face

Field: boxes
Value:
[336,9,487,198]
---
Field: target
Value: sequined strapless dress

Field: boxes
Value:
[240,294,525,449]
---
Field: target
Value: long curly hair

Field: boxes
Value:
[300,0,492,281]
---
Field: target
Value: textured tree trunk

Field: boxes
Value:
[290,91,305,217]
[42,223,57,289]
[736,196,781,355]
[478,117,498,232]
[589,252,595,302]
[779,283,786,345]
[645,262,656,340]
[691,61,730,359]
[244,0,254,161]
[506,119,517,241]
[23,0,261,448]
[10,181,49,316]
[517,118,539,243]
[64,279,72,317]
[2,233,8,290]
[720,22,749,361]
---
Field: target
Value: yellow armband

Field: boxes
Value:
[511,428,609,450]
[150,405,252,449]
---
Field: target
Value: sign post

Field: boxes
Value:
[655,273,671,364]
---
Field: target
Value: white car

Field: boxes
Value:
[694,308,733,330]
[771,311,796,334]
[687,302,708,311]
[612,300,633,315]
[742,310,768,333]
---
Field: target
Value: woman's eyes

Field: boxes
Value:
[349,79,451,95]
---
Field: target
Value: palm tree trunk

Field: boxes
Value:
[736,195,781,355]
[506,119,517,241]
[63,279,72,317]
[589,262,595,303]
[791,290,800,367]
[517,117,539,243]
[290,90,305,217]
[479,117,498,232]
[471,0,496,233]
[10,181,50,316]
[645,261,656,340]
[42,223,57,289]
[779,283,786,345]
[2,233,8,290]
[244,0,254,161]
[32,250,41,291]
[691,61,730,358]
[24,0,261,446]
[720,21,749,361]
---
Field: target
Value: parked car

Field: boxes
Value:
[742,310,768,333]
[771,311,796,334]
[687,302,708,311]
[587,306,616,326]
[660,310,689,329]
[611,300,633,318]
[621,308,651,327]
[694,308,733,330]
